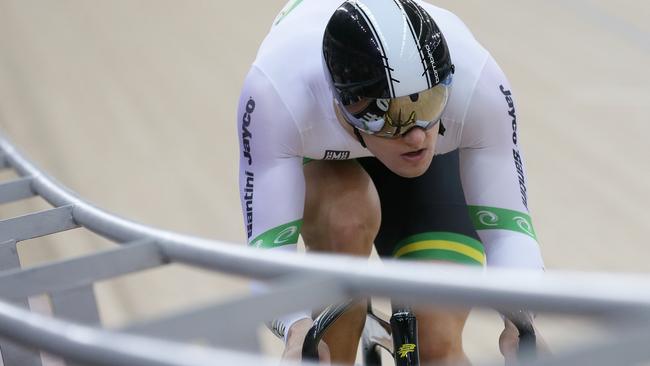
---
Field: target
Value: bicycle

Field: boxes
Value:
[302,300,537,365]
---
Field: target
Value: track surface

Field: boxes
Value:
[0,0,648,362]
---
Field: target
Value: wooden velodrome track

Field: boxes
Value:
[0,0,648,363]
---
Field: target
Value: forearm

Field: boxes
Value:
[248,243,312,342]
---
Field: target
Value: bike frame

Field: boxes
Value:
[302,301,420,365]
[302,301,537,365]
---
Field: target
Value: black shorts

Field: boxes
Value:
[357,150,485,266]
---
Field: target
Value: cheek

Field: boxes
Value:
[366,138,400,160]
[427,129,439,148]
[430,134,438,148]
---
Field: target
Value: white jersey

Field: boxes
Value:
[238,0,543,270]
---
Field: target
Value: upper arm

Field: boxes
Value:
[459,56,544,269]
[238,66,305,247]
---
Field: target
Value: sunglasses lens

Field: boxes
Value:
[338,74,451,138]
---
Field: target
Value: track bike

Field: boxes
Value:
[302,300,537,365]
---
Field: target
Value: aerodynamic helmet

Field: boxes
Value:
[323,0,454,138]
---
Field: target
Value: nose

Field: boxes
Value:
[401,127,426,148]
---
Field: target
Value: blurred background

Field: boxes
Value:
[0,0,648,363]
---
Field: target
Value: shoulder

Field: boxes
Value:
[252,0,339,91]
[248,1,341,129]
[242,1,371,157]
[238,66,304,159]
[459,55,519,149]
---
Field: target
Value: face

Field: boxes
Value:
[335,104,439,177]
[363,122,439,178]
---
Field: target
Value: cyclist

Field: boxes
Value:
[238,0,545,364]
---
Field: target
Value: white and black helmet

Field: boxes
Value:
[323,0,454,138]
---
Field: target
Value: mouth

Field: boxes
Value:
[400,148,426,162]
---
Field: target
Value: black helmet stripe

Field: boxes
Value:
[350,2,397,98]
[399,0,432,88]
[401,0,451,85]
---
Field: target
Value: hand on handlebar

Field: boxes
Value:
[281,318,331,364]
[499,318,549,365]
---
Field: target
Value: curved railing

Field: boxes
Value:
[1,132,650,365]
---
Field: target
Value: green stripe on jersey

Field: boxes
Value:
[468,206,537,240]
[392,232,485,266]
[250,220,303,249]
[274,0,305,25]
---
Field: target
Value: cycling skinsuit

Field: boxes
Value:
[237,0,544,271]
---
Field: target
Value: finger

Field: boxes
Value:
[499,328,520,361]
[319,341,331,363]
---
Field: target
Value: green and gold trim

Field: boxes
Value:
[249,220,303,249]
[468,206,537,240]
[392,232,485,266]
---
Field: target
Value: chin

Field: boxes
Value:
[389,164,430,178]
[395,169,427,178]
[393,153,434,178]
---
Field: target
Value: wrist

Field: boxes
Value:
[286,317,313,344]
[270,310,312,343]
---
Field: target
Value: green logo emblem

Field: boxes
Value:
[250,220,303,249]
[476,210,499,226]
[273,225,299,245]
[513,216,534,237]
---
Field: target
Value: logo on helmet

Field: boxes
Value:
[424,33,442,84]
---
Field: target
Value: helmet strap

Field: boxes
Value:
[334,100,367,148]
[353,128,367,148]
[439,121,446,136]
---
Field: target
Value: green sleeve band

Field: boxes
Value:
[302,157,314,165]
[249,220,303,249]
[468,206,537,240]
